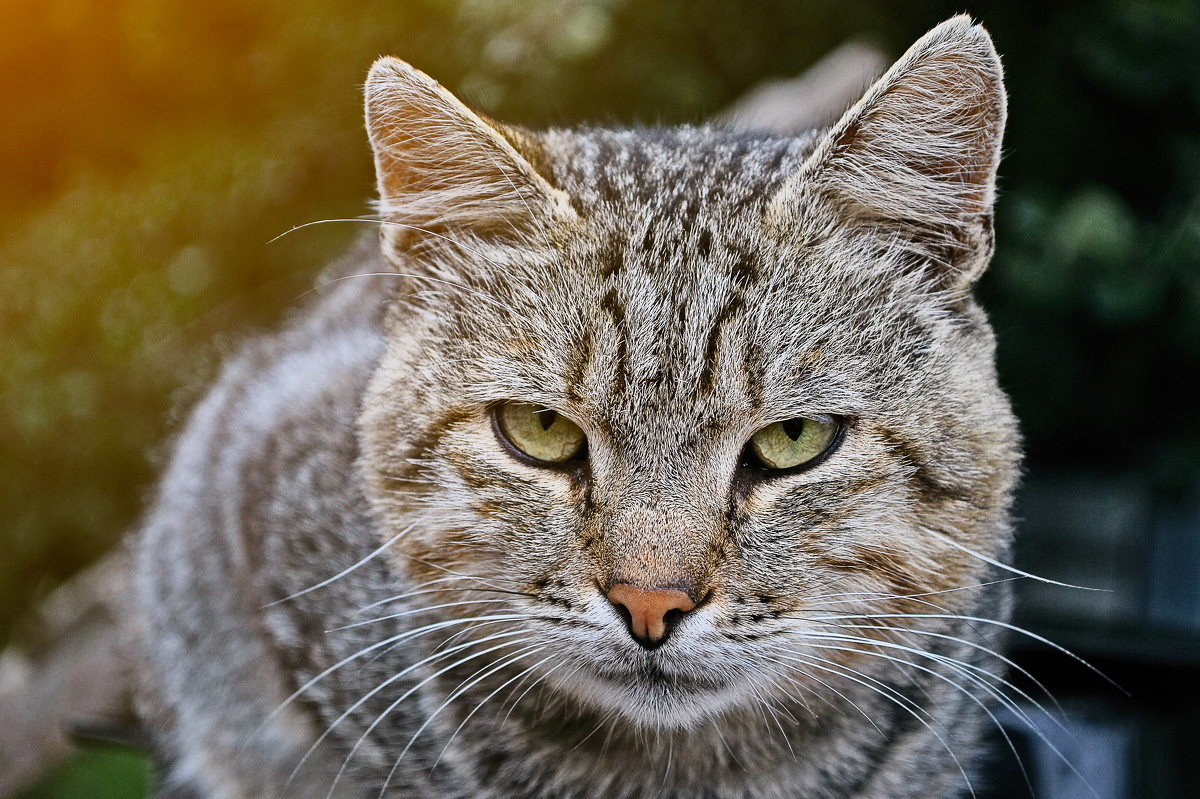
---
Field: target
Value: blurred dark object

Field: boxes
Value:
[1016,477,1200,655]
[980,475,1200,798]
[0,553,136,797]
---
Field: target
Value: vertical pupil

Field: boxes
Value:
[781,418,806,441]
[537,408,558,432]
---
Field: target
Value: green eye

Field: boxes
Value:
[745,417,841,471]
[495,402,587,464]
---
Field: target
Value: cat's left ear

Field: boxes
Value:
[766,16,1005,291]
[365,57,578,253]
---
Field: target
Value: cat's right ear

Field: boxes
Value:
[364,58,578,254]
[766,17,1006,292]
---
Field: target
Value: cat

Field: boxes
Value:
[131,15,1021,799]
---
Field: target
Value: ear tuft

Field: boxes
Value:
[768,16,1006,290]
[364,57,577,253]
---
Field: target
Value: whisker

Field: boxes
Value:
[566,707,618,755]
[920,527,1108,592]
[766,645,976,799]
[655,735,673,799]
[793,627,1104,799]
[801,612,1128,695]
[265,525,412,607]
[711,724,746,773]
[350,578,534,617]
[375,642,546,799]
[266,613,529,726]
[328,598,513,633]
[801,577,1020,609]
[499,658,570,727]
[816,620,1068,721]
[750,684,798,758]
[269,218,508,276]
[763,651,886,737]
[785,637,1044,799]
[286,625,532,789]
[801,631,1036,723]
[428,650,556,773]
[391,552,527,592]
[328,633,539,799]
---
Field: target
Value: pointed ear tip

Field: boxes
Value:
[367,56,403,80]
[928,15,1001,60]
[929,14,985,37]
[365,56,429,94]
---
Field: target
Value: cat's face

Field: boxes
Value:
[359,19,1018,730]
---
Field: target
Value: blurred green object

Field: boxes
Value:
[15,749,149,799]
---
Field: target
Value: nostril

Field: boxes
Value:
[606,583,697,649]
[611,600,634,631]
[661,607,685,632]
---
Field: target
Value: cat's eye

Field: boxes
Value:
[495,402,587,464]
[743,417,842,471]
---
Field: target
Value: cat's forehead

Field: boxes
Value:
[544,127,817,218]
[490,130,843,440]
[421,125,949,438]
[539,126,825,316]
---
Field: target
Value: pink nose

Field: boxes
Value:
[606,583,697,647]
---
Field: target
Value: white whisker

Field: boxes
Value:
[767,645,976,799]
[328,598,512,633]
[375,643,546,798]
[266,526,412,607]
[921,527,1107,591]
[329,634,539,799]
[285,626,532,790]
[266,613,529,727]
[803,612,1127,694]
[428,649,555,772]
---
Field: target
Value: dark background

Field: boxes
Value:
[1,1,1197,796]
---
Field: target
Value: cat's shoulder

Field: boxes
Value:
[145,231,390,535]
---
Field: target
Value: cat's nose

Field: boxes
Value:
[606,583,697,649]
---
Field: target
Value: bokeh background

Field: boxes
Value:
[1,0,1197,796]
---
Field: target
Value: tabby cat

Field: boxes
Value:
[132,16,1022,799]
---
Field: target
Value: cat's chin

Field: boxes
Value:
[554,657,753,730]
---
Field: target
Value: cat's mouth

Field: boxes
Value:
[588,652,734,696]
[560,654,748,729]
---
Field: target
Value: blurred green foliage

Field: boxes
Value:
[1,3,1198,792]
[14,749,148,799]
[979,0,1200,500]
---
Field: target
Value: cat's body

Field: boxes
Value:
[133,18,1020,799]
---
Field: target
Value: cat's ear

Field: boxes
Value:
[365,57,578,252]
[766,16,1005,291]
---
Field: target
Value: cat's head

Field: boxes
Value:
[358,16,1019,730]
